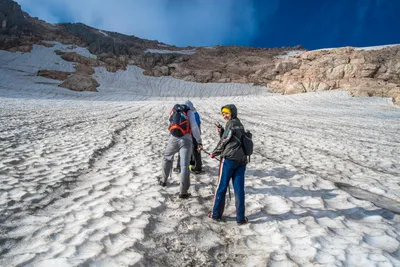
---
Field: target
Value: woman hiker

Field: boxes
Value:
[208,104,248,225]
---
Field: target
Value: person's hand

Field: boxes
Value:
[209,153,215,158]
[214,121,222,127]
[214,121,222,132]
[197,144,203,151]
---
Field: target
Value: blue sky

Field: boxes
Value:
[16,0,400,49]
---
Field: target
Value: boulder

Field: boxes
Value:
[37,69,72,80]
[195,70,213,83]
[360,63,380,78]
[326,65,345,80]
[58,73,99,92]
[55,51,100,67]
[75,64,95,75]
[284,82,306,94]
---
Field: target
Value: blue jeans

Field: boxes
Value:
[210,158,246,222]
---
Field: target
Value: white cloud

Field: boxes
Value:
[16,0,258,47]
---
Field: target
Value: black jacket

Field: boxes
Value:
[212,104,247,163]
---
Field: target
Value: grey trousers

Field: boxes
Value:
[162,135,193,194]
[176,136,202,172]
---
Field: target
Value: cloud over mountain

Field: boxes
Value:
[17,0,259,47]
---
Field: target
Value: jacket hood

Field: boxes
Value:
[221,104,237,119]
[184,100,194,110]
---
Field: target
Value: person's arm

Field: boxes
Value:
[214,121,224,138]
[212,121,233,156]
[195,112,202,135]
[218,127,225,138]
[189,110,202,145]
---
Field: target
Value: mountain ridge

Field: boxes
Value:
[1,0,399,104]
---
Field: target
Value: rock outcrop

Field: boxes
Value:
[268,47,400,103]
[55,50,100,67]
[37,70,72,81]
[58,73,99,92]
[75,64,95,75]
[137,45,294,84]
[137,45,400,103]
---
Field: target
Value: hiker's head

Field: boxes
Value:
[221,104,237,120]
[184,100,194,110]
[221,107,231,120]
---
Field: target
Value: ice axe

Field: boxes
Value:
[203,149,231,201]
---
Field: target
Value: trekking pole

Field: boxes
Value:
[203,149,220,161]
[203,149,231,201]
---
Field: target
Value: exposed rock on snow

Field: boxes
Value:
[59,73,99,92]
[75,63,95,75]
[37,69,72,81]
[55,50,101,67]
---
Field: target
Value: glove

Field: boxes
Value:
[214,121,222,128]
[197,144,203,151]
[210,153,215,158]
[214,121,222,132]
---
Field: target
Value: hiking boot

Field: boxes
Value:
[189,165,201,174]
[178,193,191,199]
[173,167,181,173]
[157,178,166,187]
[208,211,222,222]
[237,217,249,226]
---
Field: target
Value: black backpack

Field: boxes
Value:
[241,129,253,160]
[168,104,190,137]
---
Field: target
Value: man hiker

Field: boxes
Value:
[174,102,202,174]
[208,104,248,225]
[160,100,203,199]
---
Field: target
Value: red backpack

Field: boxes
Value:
[169,104,191,137]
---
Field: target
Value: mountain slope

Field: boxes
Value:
[0,0,399,103]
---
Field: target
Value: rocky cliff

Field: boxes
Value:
[1,0,399,103]
[269,47,400,104]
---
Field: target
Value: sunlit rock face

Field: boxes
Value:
[140,45,400,104]
[268,46,400,104]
